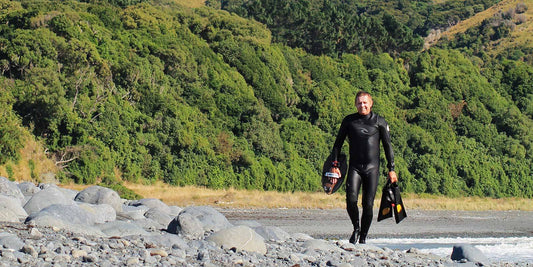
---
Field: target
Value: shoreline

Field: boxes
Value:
[220,208,533,240]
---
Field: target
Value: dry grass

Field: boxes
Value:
[441,0,524,39]
[0,136,57,182]
[426,0,533,57]
[490,0,533,56]
[61,181,533,211]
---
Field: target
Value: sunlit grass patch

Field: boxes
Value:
[60,181,533,211]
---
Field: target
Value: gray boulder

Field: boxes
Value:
[23,186,73,215]
[253,226,291,242]
[168,206,183,217]
[207,225,267,254]
[168,211,203,239]
[17,182,41,197]
[128,198,171,214]
[144,208,173,226]
[451,244,490,266]
[97,221,150,237]
[0,232,24,251]
[25,203,95,226]
[117,205,150,221]
[58,187,79,200]
[0,206,20,223]
[75,185,123,212]
[25,216,105,236]
[167,206,232,239]
[77,203,116,224]
[0,194,28,221]
[0,177,25,203]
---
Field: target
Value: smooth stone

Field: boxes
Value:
[207,225,267,254]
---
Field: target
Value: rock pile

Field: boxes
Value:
[0,177,490,266]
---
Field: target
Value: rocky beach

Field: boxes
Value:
[1,176,530,266]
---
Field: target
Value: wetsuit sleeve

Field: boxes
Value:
[331,117,348,162]
[379,118,395,172]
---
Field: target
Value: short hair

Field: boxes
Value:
[356,91,372,99]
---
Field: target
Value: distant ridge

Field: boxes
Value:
[441,0,525,39]
[427,0,533,54]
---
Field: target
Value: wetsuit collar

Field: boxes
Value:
[357,112,373,119]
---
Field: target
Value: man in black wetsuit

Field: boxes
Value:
[331,91,397,244]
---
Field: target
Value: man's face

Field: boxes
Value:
[356,95,373,115]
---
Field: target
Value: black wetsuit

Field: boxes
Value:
[332,112,395,241]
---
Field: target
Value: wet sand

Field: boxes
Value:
[220,208,533,240]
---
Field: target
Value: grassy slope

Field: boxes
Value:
[439,0,533,55]
[0,136,58,183]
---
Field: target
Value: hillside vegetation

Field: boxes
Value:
[437,0,533,59]
[0,0,532,198]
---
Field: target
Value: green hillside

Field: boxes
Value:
[0,0,531,197]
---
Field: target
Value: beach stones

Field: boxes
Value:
[0,179,511,266]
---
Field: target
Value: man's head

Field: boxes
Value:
[355,91,373,115]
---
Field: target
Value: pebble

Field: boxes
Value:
[29,228,43,238]
[126,257,139,265]
[71,249,87,258]
[149,248,168,257]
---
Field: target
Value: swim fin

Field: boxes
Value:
[391,182,407,223]
[377,181,394,222]
[377,181,407,224]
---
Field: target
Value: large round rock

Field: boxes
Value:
[0,194,28,221]
[207,225,267,254]
[17,182,41,197]
[23,186,73,215]
[74,185,123,212]
[0,177,25,203]
[25,203,96,226]
[128,198,171,214]
[167,206,231,239]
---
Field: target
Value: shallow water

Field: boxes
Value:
[369,236,533,264]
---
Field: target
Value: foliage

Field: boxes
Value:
[219,0,501,57]
[0,78,25,164]
[0,0,531,198]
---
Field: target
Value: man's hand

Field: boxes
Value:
[388,171,398,184]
